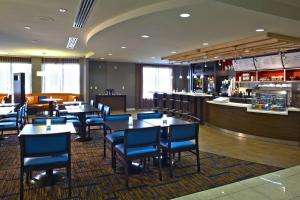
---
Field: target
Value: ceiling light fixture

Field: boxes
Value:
[180,13,190,18]
[100,57,104,60]
[171,51,177,54]
[24,26,31,30]
[108,53,112,56]
[59,8,68,13]
[193,74,197,79]
[151,57,156,59]
[66,37,78,49]
[121,46,127,49]
[141,35,149,38]
[256,28,265,32]
[203,42,209,46]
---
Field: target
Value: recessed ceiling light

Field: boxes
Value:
[66,37,78,49]
[59,8,68,13]
[24,26,31,30]
[100,58,104,60]
[244,49,250,53]
[214,56,218,59]
[256,28,265,32]
[141,35,150,38]
[121,46,127,49]
[108,53,112,56]
[203,42,209,46]
[171,51,177,54]
[151,57,156,59]
[180,13,190,18]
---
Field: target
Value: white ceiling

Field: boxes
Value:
[0,0,300,63]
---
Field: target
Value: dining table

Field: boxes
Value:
[64,104,100,142]
[104,116,191,172]
[18,122,76,186]
[0,103,19,107]
[41,98,63,116]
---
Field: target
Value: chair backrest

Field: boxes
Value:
[90,99,94,107]
[20,132,70,158]
[137,112,162,120]
[102,105,111,120]
[97,103,104,116]
[38,96,48,104]
[124,126,160,150]
[105,114,131,122]
[32,117,67,125]
[169,123,199,142]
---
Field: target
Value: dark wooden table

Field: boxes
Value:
[104,117,191,170]
[18,123,75,186]
[41,98,63,116]
[65,104,100,142]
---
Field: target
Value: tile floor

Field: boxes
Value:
[174,165,300,200]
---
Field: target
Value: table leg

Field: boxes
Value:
[48,101,53,116]
[31,169,65,186]
[75,112,92,142]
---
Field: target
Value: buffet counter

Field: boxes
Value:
[206,100,300,143]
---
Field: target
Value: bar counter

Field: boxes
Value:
[206,100,300,144]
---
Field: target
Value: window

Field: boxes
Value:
[142,66,173,99]
[0,62,32,94]
[42,62,80,93]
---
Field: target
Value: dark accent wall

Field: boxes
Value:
[173,65,190,92]
[88,60,136,108]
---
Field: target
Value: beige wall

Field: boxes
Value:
[31,57,42,93]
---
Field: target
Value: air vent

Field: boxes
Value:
[73,0,95,28]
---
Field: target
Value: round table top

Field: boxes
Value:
[41,98,63,102]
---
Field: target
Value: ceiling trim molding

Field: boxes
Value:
[85,0,204,45]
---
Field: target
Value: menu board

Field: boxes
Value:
[232,58,255,71]
[283,52,300,68]
[254,55,283,70]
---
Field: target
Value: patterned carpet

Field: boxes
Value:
[0,132,281,200]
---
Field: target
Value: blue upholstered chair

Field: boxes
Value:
[32,117,67,125]
[103,114,131,167]
[160,123,200,177]
[114,126,162,187]
[19,132,71,200]
[86,105,110,137]
[86,103,104,119]
[137,112,162,120]
[0,107,23,137]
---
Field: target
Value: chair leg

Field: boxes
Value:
[88,125,91,137]
[169,151,174,178]
[196,148,200,172]
[111,145,115,170]
[158,154,162,181]
[124,160,129,187]
[178,152,181,161]
[67,167,71,197]
[103,133,107,158]
[20,169,24,200]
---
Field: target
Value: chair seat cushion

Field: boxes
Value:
[0,122,17,129]
[67,119,82,127]
[4,112,17,117]
[0,117,17,122]
[63,115,78,120]
[105,131,124,144]
[160,139,195,150]
[115,144,157,157]
[86,117,104,125]
[24,153,68,167]
[86,114,99,119]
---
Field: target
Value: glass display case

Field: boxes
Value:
[250,83,292,112]
[251,91,287,111]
